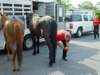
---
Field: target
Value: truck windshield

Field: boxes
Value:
[71,15,82,21]
[64,14,82,22]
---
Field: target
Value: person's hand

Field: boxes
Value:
[57,42,63,48]
[64,46,68,50]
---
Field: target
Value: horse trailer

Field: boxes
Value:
[0,0,32,51]
[0,0,65,51]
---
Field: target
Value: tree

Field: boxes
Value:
[57,0,73,10]
[95,2,100,18]
[78,1,96,10]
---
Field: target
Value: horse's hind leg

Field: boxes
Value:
[17,43,23,71]
[32,36,37,55]
[12,50,17,72]
[48,38,57,64]
[51,38,57,64]
[36,36,40,54]
[6,43,12,60]
[45,37,54,67]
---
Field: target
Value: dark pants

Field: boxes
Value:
[94,25,99,39]
[62,40,68,60]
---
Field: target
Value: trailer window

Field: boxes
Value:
[33,2,38,10]
[14,9,22,11]
[71,15,82,21]
[3,3,12,6]
[14,4,22,7]
[24,5,31,7]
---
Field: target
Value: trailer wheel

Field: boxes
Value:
[23,34,33,50]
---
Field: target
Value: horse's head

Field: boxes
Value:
[0,13,9,29]
[26,13,33,27]
[26,12,40,29]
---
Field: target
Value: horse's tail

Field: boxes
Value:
[12,43,23,70]
[14,20,24,68]
[16,43,23,68]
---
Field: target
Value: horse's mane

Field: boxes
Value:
[26,13,33,28]
[26,13,40,29]
[39,16,54,23]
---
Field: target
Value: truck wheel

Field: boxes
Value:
[23,34,33,50]
[77,28,83,37]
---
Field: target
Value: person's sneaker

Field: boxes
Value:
[63,57,68,61]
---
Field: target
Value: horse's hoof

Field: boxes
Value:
[12,69,16,72]
[49,62,53,67]
[53,60,56,64]
[37,51,39,54]
[16,68,20,71]
[32,53,36,56]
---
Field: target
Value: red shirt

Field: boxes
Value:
[93,18,100,26]
[56,30,70,42]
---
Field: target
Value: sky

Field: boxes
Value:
[70,0,100,7]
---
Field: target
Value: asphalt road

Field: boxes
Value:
[0,33,100,75]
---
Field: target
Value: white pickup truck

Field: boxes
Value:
[65,10,95,37]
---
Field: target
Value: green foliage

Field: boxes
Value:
[56,0,73,10]
[78,1,96,10]
[95,10,100,18]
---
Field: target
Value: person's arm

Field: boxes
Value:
[62,41,69,50]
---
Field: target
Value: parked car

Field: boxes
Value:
[65,10,95,37]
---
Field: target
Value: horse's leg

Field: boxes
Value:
[29,31,36,55]
[12,49,17,72]
[5,43,10,60]
[50,21,57,64]
[16,42,23,71]
[36,36,40,54]
[51,37,57,64]
[45,37,54,67]
[32,36,37,55]
[6,43,12,60]
[47,35,57,64]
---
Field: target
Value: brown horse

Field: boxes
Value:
[0,13,25,71]
[26,13,57,67]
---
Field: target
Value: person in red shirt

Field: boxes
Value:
[56,30,71,61]
[93,17,100,39]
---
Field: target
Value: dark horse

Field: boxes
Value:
[0,13,25,71]
[26,13,57,66]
